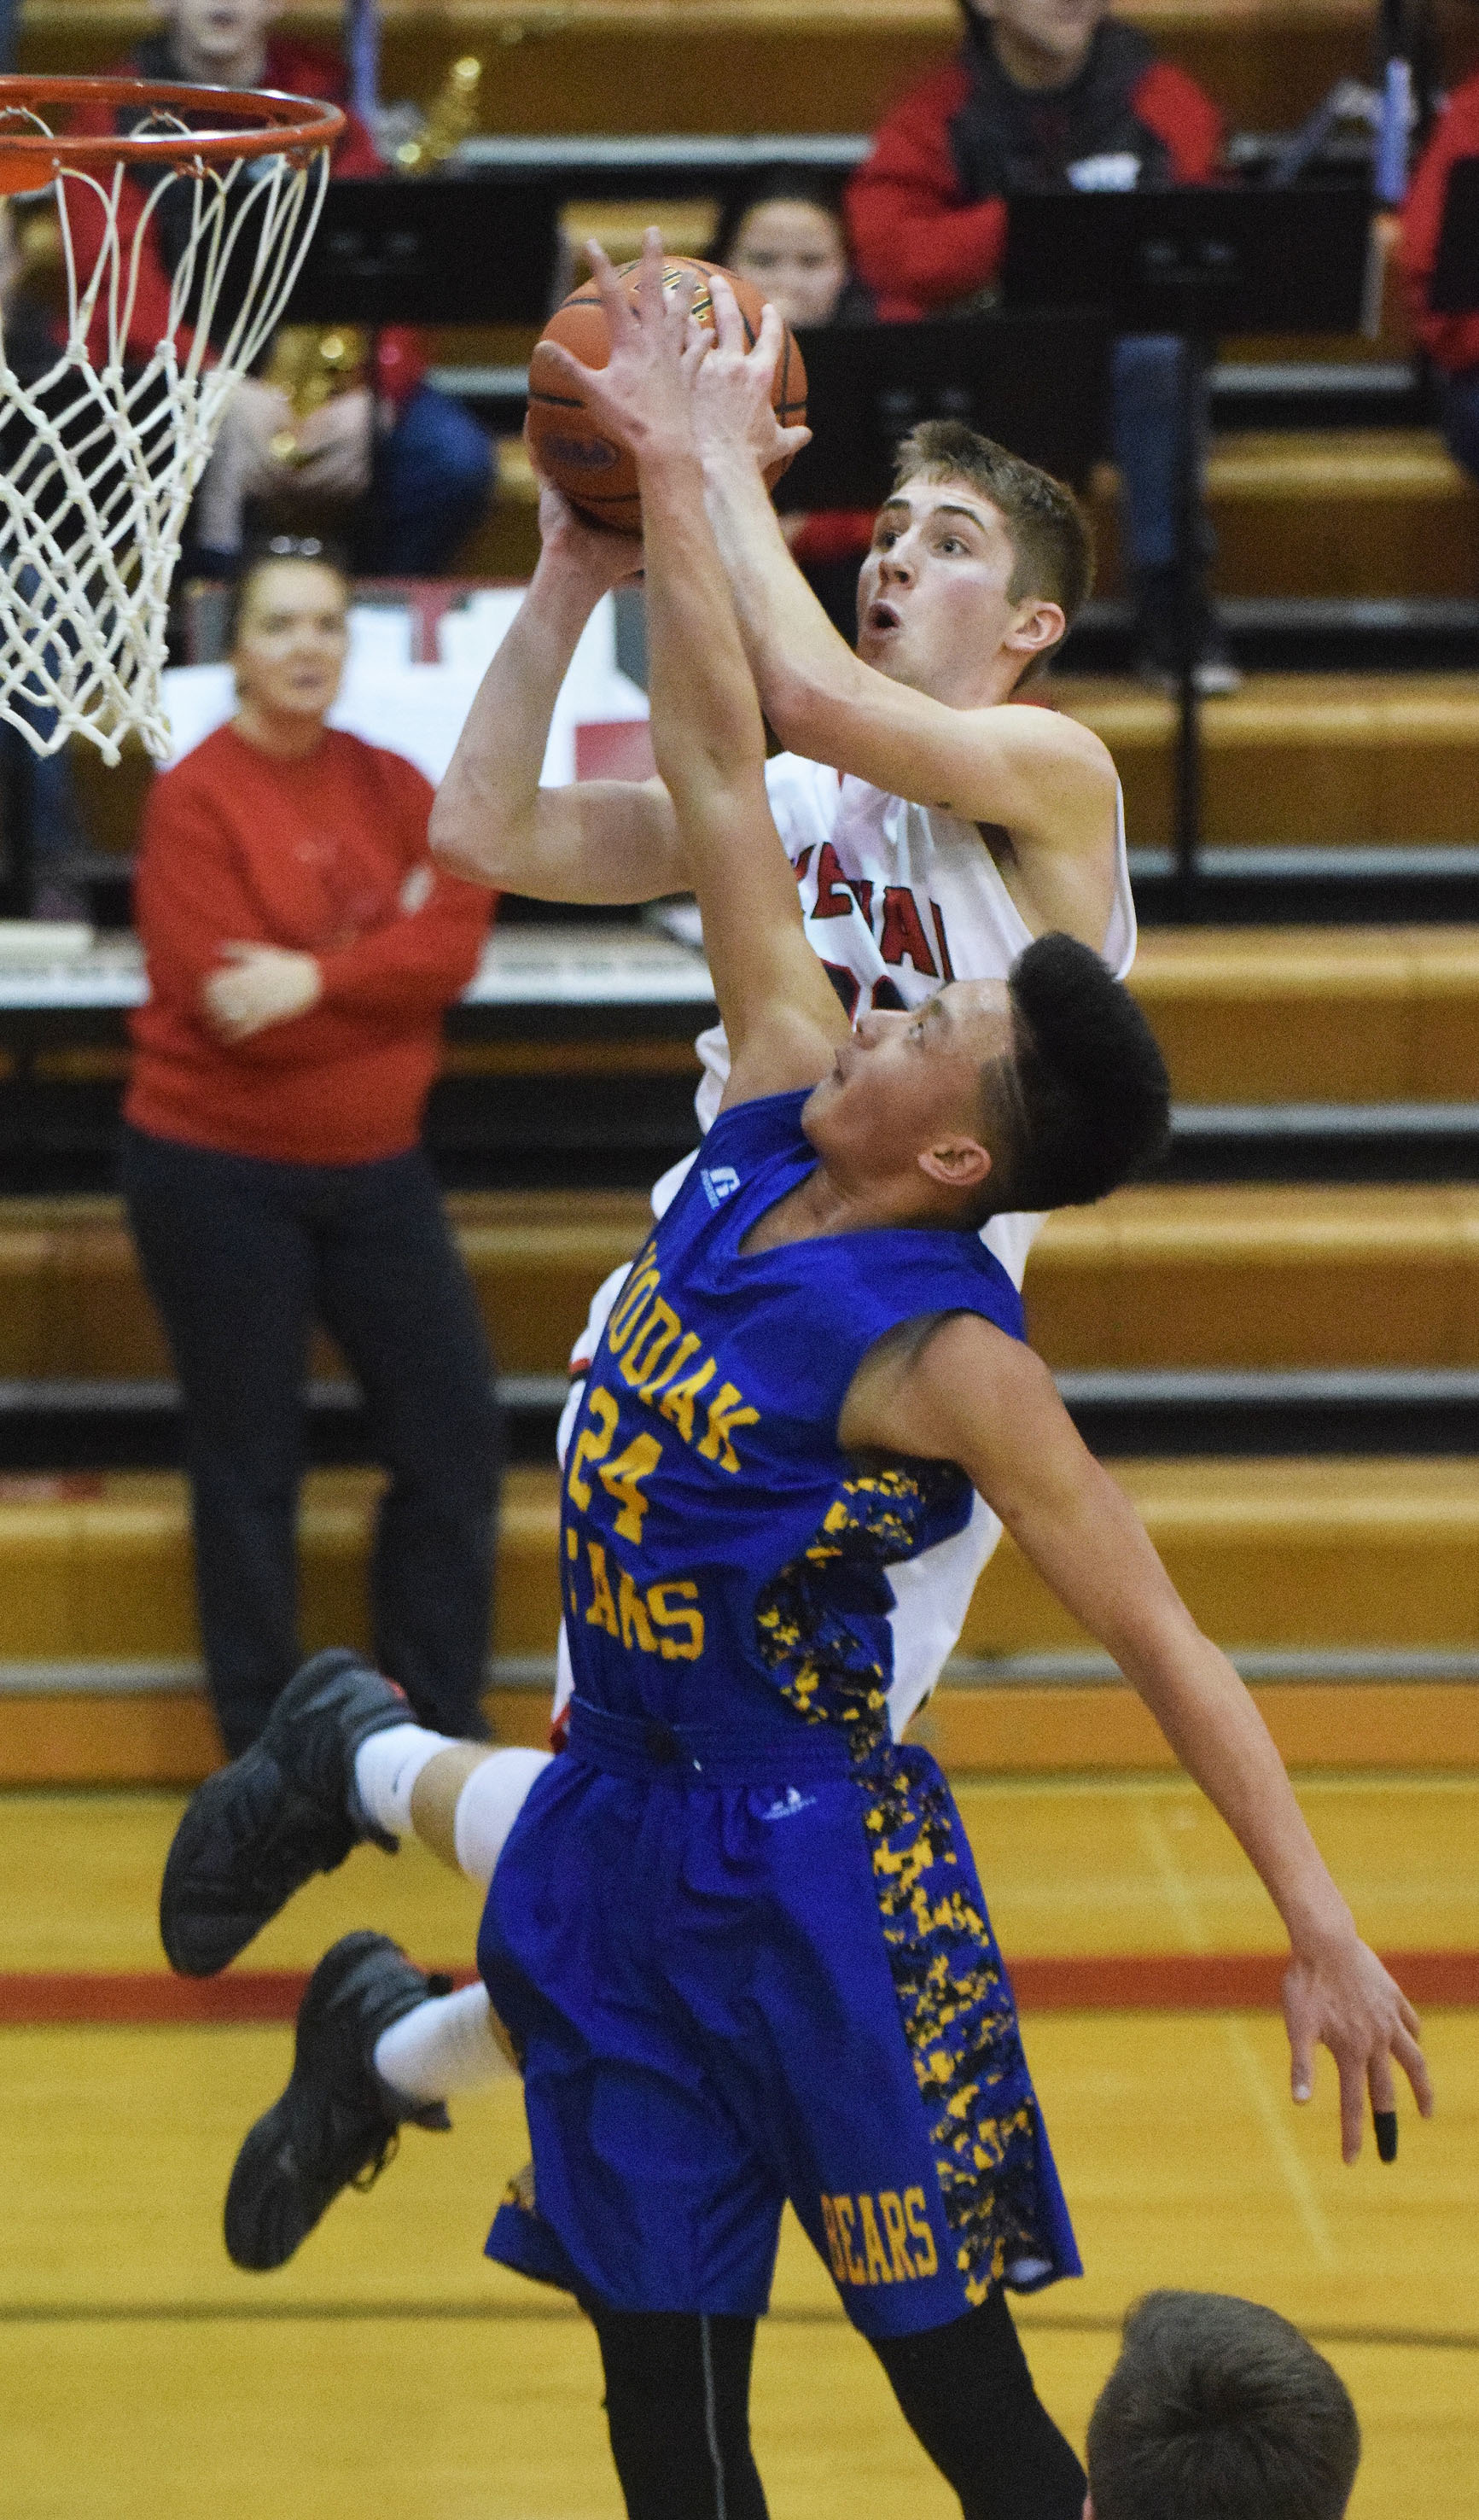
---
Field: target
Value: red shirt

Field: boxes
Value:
[127,723,493,1166]
[61,38,424,405]
[1402,75,1479,376]
[846,32,1223,313]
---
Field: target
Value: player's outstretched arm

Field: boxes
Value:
[690,300,1119,947]
[429,483,685,903]
[537,232,847,1103]
[841,1313,1435,2165]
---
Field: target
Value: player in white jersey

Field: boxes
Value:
[434,306,1134,1741]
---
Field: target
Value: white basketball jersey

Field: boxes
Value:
[556,753,1137,1739]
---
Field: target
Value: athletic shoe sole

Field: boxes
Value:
[160,1649,406,1978]
[224,1931,449,2272]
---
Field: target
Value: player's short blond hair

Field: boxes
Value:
[891,418,1094,629]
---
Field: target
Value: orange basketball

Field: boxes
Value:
[527,256,808,534]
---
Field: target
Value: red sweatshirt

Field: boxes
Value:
[62,37,424,406]
[127,723,493,1165]
[1402,74,1479,376]
[847,19,1223,314]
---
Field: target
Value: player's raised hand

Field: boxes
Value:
[529,464,645,586]
[536,228,709,458]
[692,273,812,480]
[1283,1933,1433,2163]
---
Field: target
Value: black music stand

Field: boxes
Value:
[1431,155,1479,313]
[285,173,561,325]
[772,312,1111,513]
[1002,185,1374,894]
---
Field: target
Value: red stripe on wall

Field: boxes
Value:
[0,1951,1472,2028]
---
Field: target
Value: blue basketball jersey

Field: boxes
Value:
[481,1086,1080,2335]
[559,1086,1025,1750]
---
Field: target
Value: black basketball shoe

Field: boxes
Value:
[160,1648,414,1977]
[225,1932,452,2272]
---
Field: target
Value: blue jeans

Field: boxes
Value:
[1109,334,1211,578]
[1438,365,1479,485]
[359,382,494,575]
[121,1125,503,1754]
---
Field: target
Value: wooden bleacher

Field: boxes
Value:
[1131,926,1479,1100]
[6,1174,1479,1385]
[1057,676,1479,848]
[1092,433,1479,602]
[2,1455,1476,1782]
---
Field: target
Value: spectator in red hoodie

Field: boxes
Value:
[121,541,500,1756]
[1402,65,1479,487]
[847,0,1239,691]
[65,0,492,575]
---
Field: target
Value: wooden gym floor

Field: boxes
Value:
[0,1772,1474,2517]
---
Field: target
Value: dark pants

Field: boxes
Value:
[121,1125,503,1756]
[357,383,495,575]
[1110,333,1210,577]
[1438,364,1479,487]
[593,2291,1086,2520]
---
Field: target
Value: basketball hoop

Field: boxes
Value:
[0,75,344,763]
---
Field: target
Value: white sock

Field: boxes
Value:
[373,1982,510,2105]
[352,1723,457,1841]
[452,1747,552,1888]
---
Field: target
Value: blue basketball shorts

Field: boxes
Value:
[477,1707,1080,2340]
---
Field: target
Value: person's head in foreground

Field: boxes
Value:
[226,537,350,755]
[804,931,1170,1221]
[859,417,1093,701]
[1085,2291,1361,2520]
[711,177,857,330]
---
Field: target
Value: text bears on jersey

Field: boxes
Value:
[820,2187,940,2286]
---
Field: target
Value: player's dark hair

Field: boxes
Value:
[892,418,1094,658]
[992,933,1170,1210]
[225,534,352,652]
[1086,2291,1361,2520]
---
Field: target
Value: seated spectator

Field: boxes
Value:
[845,0,1241,692]
[121,540,501,1757]
[64,0,493,575]
[710,176,897,635]
[1086,2290,1360,2520]
[1402,68,1479,487]
[713,175,886,330]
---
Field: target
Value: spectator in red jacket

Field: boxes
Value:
[1401,69,1479,486]
[65,0,492,575]
[122,541,501,1756]
[847,0,1239,691]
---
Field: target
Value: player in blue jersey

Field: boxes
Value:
[163,242,1432,2520]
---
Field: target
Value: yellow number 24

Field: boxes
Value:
[567,1386,663,1545]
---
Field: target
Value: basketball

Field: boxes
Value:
[527,255,808,533]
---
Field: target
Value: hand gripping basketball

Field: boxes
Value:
[527,229,808,532]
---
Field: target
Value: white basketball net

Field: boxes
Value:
[0,110,332,761]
